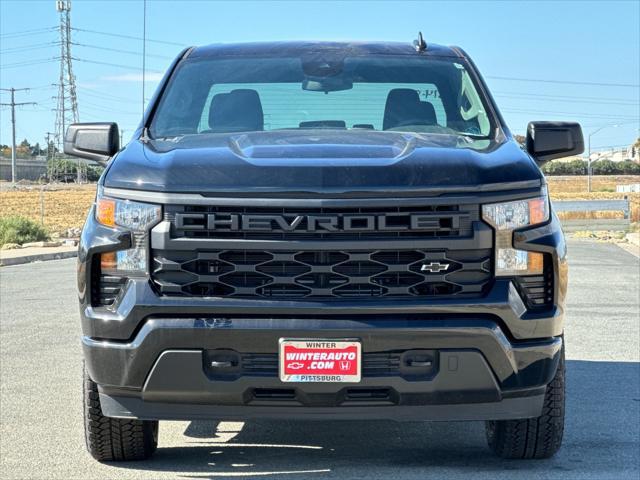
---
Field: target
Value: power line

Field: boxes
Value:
[79,99,140,115]
[494,92,638,107]
[77,86,138,103]
[72,42,171,60]
[502,107,639,120]
[487,75,639,88]
[71,26,185,47]
[590,143,635,149]
[0,27,58,38]
[581,120,640,128]
[0,42,60,55]
[78,88,138,104]
[1,58,59,69]
[493,91,638,103]
[73,57,161,72]
[0,83,57,91]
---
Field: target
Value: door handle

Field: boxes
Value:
[408,360,432,367]
[210,361,233,368]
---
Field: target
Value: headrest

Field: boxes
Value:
[208,89,264,132]
[383,88,437,130]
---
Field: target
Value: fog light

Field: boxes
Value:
[100,252,117,270]
[116,248,147,272]
[100,249,146,275]
[496,248,544,276]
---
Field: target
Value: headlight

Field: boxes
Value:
[96,196,161,231]
[96,194,161,274]
[482,188,549,231]
[482,187,548,276]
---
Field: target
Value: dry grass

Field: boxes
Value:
[546,175,639,194]
[0,175,638,233]
[547,176,640,222]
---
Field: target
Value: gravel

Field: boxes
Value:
[1,239,638,479]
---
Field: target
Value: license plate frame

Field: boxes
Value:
[279,338,361,383]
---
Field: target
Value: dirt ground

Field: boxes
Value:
[0,176,638,235]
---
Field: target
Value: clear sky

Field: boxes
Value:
[1,0,639,151]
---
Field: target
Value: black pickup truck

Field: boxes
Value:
[65,39,583,462]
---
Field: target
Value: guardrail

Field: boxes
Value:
[553,199,631,231]
[616,184,640,193]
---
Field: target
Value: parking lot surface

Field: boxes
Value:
[1,239,638,479]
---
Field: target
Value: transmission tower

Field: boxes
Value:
[53,0,82,182]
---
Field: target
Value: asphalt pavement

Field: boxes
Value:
[1,239,638,480]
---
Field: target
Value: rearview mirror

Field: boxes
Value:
[302,76,353,93]
[526,121,584,164]
[64,122,120,165]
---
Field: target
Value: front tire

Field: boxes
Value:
[485,344,565,459]
[83,365,158,461]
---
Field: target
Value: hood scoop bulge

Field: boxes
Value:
[227,131,417,166]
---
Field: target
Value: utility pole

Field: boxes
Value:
[54,0,80,181]
[587,124,620,192]
[0,88,37,184]
[45,132,55,161]
[45,131,55,181]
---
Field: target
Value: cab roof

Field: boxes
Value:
[188,41,463,59]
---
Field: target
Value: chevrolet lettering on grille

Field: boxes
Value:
[174,213,460,233]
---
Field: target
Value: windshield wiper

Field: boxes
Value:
[455,132,491,140]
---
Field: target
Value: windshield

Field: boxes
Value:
[150,53,496,140]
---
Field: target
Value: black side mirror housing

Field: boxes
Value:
[526,121,584,165]
[64,123,120,165]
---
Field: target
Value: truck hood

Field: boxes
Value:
[104,131,542,195]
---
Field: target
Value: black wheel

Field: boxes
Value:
[485,344,565,459]
[83,364,158,461]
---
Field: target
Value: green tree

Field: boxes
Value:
[591,160,617,175]
[16,138,31,158]
[31,142,42,157]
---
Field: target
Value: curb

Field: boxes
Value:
[0,250,78,267]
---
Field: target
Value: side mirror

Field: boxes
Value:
[64,123,120,165]
[526,121,584,164]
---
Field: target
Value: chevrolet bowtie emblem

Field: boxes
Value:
[421,262,450,273]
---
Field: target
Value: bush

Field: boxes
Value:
[591,160,617,175]
[0,216,49,246]
[542,158,640,176]
[47,158,105,182]
[542,159,587,175]
[619,160,640,175]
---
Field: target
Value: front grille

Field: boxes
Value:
[240,353,417,377]
[151,248,492,299]
[242,353,404,377]
[153,202,491,300]
[164,204,478,240]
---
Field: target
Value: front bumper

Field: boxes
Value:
[78,197,567,421]
[84,316,561,421]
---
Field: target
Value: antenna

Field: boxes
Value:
[142,0,147,119]
[413,31,427,52]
